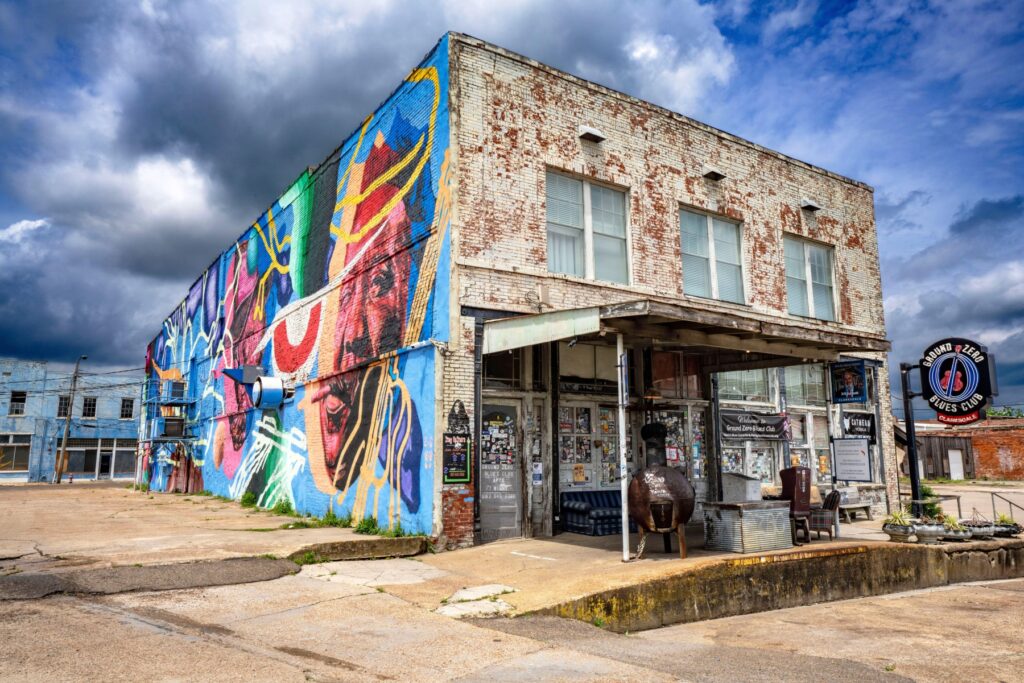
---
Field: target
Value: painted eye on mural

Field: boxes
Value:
[370,264,395,297]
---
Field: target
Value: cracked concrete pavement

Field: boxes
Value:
[3,481,1022,681]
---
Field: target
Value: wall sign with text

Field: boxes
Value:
[442,433,472,484]
[720,410,788,441]
[829,360,867,404]
[919,338,997,425]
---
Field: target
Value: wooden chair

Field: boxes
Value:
[810,490,841,540]
[780,466,812,545]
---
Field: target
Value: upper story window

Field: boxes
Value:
[784,364,827,407]
[718,369,771,403]
[57,395,70,418]
[546,171,629,284]
[784,236,836,321]
[82,396,97,418]
[680,209,744,304]
[8,391,26,416]
[120,398,135,420]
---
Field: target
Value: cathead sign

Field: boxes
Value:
[919,337,998,425]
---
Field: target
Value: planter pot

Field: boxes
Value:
[882,523,915,543]
[942,528,973,542]
[913,523,945,545]
[994,523,1022,538]
[961,523,995,539]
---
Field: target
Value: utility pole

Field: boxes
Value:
[54,355,87,484]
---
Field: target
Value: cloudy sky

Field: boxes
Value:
[0,0,1021,413]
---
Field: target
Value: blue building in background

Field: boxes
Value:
[0,358,143,482]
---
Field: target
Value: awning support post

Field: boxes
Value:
[617,333,630,562]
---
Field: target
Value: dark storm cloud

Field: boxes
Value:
[0,0,731,365]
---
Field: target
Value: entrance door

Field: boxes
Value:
[948,449,964,480]
[480,403,522,542]
[98,451,112,478]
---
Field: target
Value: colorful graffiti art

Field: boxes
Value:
[144,37,451,534]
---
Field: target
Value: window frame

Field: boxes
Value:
[8,391,26,416]
[57,395,70,418]
[679,207,746,304]
[784,235,838,322]
[82,396,98,419]
[545,170,632,285]
[0,433,31,472]
[119,398,135,420]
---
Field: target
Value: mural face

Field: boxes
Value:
[143,38,450,534]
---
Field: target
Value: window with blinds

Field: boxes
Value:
[680,209,744,303]
[546,171,629,284]
[784,236,836,321]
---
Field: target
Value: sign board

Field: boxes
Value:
[842,412,876,445]
[720,410,788,441]
[919,337,997,425]
[829,360,867,404]
[832,437,872,482]
[441,433,471,484]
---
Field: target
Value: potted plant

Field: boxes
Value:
[941,514,972,542]
[913,515,946,545]
[994,513,1023,538]
[960,510,996,539]
[882,509,915,542]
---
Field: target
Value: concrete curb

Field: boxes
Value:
[287,536,428,562]
[536,538,1024,633]
[0,557,299,600]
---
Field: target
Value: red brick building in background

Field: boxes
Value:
[898,417,1024,481]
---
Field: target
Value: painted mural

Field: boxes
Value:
[142,37,451,534]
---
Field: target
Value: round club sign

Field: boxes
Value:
[919,338,997,425]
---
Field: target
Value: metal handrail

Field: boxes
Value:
[991,491,1024,521]
[899,492,962,518]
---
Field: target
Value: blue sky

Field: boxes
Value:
[0,0,1021,415]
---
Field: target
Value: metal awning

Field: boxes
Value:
[482,299,890,369]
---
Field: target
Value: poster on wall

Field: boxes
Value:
[832,437,872,482]
[442,433,471,484]
[829,360,867,404]
[720,410,788,440]
[842,413,876,445]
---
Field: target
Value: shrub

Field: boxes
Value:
[240,491,258,508]
[271,499,295,516]
[354,517,379,535]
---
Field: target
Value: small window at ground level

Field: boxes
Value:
[82,396,97,418]
[0,434,31,471]
[120,398,135,419]
[483,350,522,390]
[718,369,770,402]
[9,391,26,416]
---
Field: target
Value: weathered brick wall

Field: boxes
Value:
[444,35,896,514]
[438,314,478,548]
[449,36,885,339]
[956,420,1024,480]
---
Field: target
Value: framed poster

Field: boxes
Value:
[829,360,867,404]
[832,437,872,482]
[442,433,471,484]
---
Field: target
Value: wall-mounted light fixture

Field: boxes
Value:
[702,164,727,181]
[800,198,823,212]
[578,125,606,143]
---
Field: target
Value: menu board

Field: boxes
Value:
[442,433,471,484]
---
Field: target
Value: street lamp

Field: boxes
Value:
[54,354,87,484]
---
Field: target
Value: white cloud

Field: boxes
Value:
[0,218,49,243]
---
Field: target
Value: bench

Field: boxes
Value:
[560,491,632,536]
[838,501,873,522]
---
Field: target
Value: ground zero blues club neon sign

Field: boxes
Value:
[919,337,997,425]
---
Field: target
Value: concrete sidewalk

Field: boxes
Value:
[0,481,420,574]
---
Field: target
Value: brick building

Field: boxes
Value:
[145,33,894,548]
[899,417,1024,481]
[0,358,142,482]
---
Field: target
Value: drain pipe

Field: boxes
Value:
[617,333,630,563]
